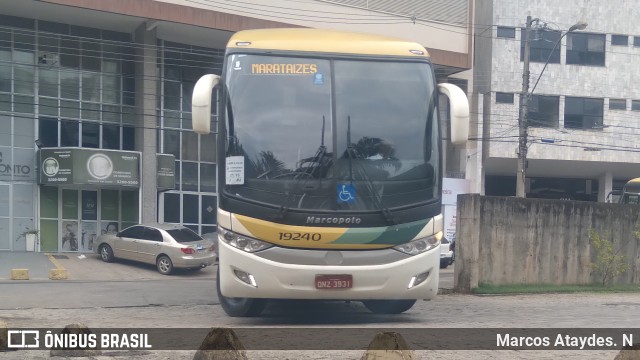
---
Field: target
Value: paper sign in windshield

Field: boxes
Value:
[225,156,245,185]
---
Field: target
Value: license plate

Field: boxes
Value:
[315,274,352,289]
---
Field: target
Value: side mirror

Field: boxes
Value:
[438,83,469,145]
[192,74,221,134]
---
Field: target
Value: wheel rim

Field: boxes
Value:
[101,246,109,260]
[158,258,170,272]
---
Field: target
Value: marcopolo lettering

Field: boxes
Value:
[306,216,361,225]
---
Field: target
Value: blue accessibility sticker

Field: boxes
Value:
[313,73,325,85]
[337,183,356,203]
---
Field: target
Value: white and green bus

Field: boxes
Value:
[192,28,469,317]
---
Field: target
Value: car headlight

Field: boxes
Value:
[218,228,273,253]
[393,231,442,255]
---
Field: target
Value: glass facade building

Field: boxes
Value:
[0,15,223,251]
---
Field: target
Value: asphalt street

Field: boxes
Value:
[0,253,637,359]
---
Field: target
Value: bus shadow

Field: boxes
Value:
[251,299,423,325]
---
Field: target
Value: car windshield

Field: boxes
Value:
[224,54,439,212]
[167,228,203,243]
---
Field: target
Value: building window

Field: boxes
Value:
[39,118,58,147]
[634,37,640,47]
[564,97,604,129]
[521,29,561,63]
[495,92,514,104]
[611,35,628,46]
[60,120,79,146]
[632,100,640,111]
[497,26,516,39]
[566,33,605,66]
[609,99,627,110]
[527,95,559,128]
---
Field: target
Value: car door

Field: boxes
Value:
[113,226,144,260]
[137,227,165,264]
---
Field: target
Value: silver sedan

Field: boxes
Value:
[95,224,216,275]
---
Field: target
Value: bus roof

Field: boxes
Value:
[626,177,640,184]
[227,28,430,58]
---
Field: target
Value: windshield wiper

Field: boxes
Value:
[275,116,331,220]
[344,116,397,225]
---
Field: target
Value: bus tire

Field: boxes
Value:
[216,268,266,317]
[362,299,416,314]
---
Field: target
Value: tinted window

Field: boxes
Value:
[497,27,516,39]
[167,228,203,243]
[611,35,628,46]
[527,95,559,128]
[609,99,626,110]
[564,97,604,129]
[119,225,144,239]
[143,228,164,242]
[632,100,640,111]
[521,29,561,63]
[39,118,58,147]
[566,33,605,66]
[496,92,514,104]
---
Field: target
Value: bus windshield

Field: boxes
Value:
[224,54,439,212]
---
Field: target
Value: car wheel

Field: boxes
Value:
[440,259,449,269]
[99,244,114,263]
[362,299,416,314]
[216,268,266,317]
[156,255,174,275]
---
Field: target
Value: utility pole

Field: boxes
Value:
[517,16,531,198]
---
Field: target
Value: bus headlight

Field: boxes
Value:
[393,231,442,255]
[219,228,273,253]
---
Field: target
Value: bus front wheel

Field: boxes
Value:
[362,299,416,314]
[216,268,266,317]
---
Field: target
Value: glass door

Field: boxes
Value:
[81,190,98,253]
[61,189,79,251]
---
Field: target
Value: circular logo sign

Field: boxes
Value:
[42,157,60,177]
[86,153,113,180]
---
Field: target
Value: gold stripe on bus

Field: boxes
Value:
[232,214,388,249]
[233,214,345,243]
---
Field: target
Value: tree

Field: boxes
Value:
[588,229,629,286]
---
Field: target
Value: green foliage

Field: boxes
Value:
[473,283,640,294]
[588,229,629,286]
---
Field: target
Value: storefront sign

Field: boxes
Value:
[0,147,34,180]
[156,154,175,191]
[38,148,140,188]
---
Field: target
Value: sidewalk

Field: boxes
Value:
[0,251,216,282]
[0,251,57,280]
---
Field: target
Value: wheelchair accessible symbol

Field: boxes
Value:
[337,183,356,203]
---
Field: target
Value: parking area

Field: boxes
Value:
[0,251,216,282]
[0,251,453,288]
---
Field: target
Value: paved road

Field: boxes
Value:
[1,253,635,359]
[2,292,637,359]
[0,254,454,309]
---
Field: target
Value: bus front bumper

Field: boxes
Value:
[217,241,440,300]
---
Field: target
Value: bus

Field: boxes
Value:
[618,178,640,204]
[191,28,469,317]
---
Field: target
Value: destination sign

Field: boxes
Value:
[251,63,317,74]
